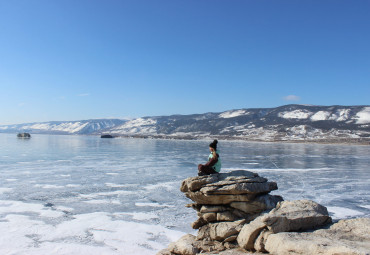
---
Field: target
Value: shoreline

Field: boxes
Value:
[111,134,370,146]
[1,132,369,146]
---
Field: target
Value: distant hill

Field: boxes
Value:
[1,105,369,143]
[108,104,370,142]
[0,119,127,135]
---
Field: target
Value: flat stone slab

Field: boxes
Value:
[186,191,256,205]
[181,170,258,193]
[230,194,283,214]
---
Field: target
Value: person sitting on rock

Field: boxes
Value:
[198,140,221,176]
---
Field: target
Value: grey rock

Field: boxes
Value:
[262,199,331,233]
[181,175,219,192]
[197,239,226,252]
[217,211,240,222]
[180,170,258,193]
[168,234,199,255]
[156,248,173,255]
[200,205,229,213]
[237,216,267,250]
[197,219,246,242]
[254,229,272,253]
[205,176,268,188]
[230,194,283,214]
[199,248,264,255]
[264,218,370,255]
[202,212,217,222]
[191,217,208,229]
[223,234,238,242]
[185,191,256,205]
[200,181,278,195]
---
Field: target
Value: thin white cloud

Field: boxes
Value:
[78,93,90,97]
[18,102,26,107]
[283,95,301,101]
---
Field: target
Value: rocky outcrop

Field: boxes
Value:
[237,199,332,251]
[159,171,283,254]
[181,170,283,234]
[264,218,370,255]
[158,170,369,255]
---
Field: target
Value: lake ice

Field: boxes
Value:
[0,134,369,254]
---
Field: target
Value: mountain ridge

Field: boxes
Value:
[1,105,369,143]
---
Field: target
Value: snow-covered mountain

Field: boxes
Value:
[0,119,126,135]
[108,105,370,142]
[1,105,369,142]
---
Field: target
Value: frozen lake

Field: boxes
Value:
[0,133,369,254]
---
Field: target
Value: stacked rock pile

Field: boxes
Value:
[158,170,370,255]
[181,170,283,231]
[176,170,282,252]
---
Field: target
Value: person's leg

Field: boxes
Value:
[198,164,217,176]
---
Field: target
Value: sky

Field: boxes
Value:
[0,0,369,125]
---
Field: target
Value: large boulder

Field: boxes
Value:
[264,218,370,255]
[237,199,332,251]
[262,199,331,233]
[167,234,200,255]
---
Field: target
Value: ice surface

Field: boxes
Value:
[0,188,12,194]
[0,200,65,218]
[34,184,65,189]
[116,212,159,220]
[0,210,184,255]
[83,199,121,204]
[327,206,365,219]
[0,134,369,254]
[135,202,174,208]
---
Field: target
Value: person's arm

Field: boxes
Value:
[206,157,218,167]
[206,149,218,166]
[210,149,218,160]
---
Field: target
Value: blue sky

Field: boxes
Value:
[0,0,369,124]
